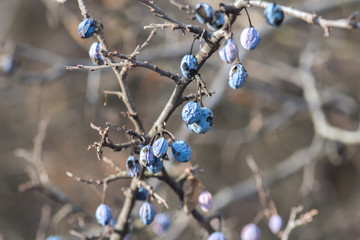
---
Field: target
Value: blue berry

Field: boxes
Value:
[180,55,198,79]
[219,39,239,63]
[152,137,169,158]
[187,107,214,134]
[89,42,104,65]
[268,214,283,234]
[136,186,148,201]
[146,157,163,173]
[140,145,156,167]
[78,18,96,39]
[264,3,284,27]
[172,140,192,162]
[139,202,156,225]
[109,217,117,227]
[198,191,213,212]
[152,213,171,235]
[95,203,112,226]
[240,27,260,51]
[46,236,63,240]
[195,3,214,24]
[207,10,225,31]
[126,155,141,178]
[182,101,202,124]
[208,232,226,240]
[229,63,248,89]
[241,223,261,240]
[1,54,16,74]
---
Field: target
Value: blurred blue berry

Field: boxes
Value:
[180,54,198,79]
[46,236,63,240]
[1,54,16,74]
[109,217,117,227]
[172,140,192,162]
[219,39,239,63]
[152,137,169,158]
[198,191,213,212]
[182,101,202,124]
[208,232,226,240]
[268,214,283,234]
[89,42,104,65]
[95,203,112,226]
[139,202,156,225]
[264,3,284,27]
[228,63,248,89]
[187,107,214,134]
[240,27,260,51]
[207,10,225,31]
[241,223,261,240]
[126,155,141,178]
[195,3,214,24]
[152,213,171,235]
[78,18,96,39]
[140,145,156,167]
[137,186,148,201]
[146,157,163,173]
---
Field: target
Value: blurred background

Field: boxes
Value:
[1,0,360,239]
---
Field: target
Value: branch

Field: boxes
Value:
[299,43,360,144]
[235,0,360,37]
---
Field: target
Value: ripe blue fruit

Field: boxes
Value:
[136,186,148,201]
[1,54,16,74]
[78,18,96,39]
[146,157,163,173]
[241,223,261,240]
[187,107,214,134]
[219,39,239,63]
[46,236,63,240]
[268,214,283,234]
[207,10,225,31]
[95,203,112,226]
[172,140,192,162]
[182,101,202,124]
[152,213,171,235]
[140,145,156,167]
[240,27,260,51]
[126,155,141,178]
[264,3,284,27]
[180,55,198,79]
[198,191,213,212]
[152,137,169,158]
[229,63,248,89]
[139,202,156,225]
[89,42,104,65]
[195,3,214,24]
[208,232,226,240]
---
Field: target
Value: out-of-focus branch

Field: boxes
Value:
[235,0,360,37]
[299,43,360,144]
[281,206,318,240]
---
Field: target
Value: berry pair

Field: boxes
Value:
[195,3,225,31]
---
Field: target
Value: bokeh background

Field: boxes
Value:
[1,0,360,239]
